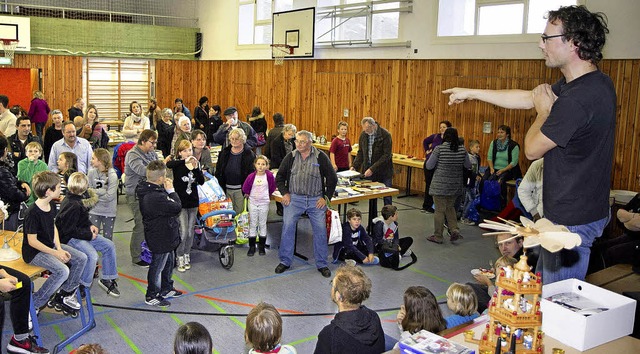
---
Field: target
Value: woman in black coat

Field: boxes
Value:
[269,123,296,169]
[214,128,255,215]
[0,136,29,231]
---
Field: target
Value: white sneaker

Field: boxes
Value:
[63,291,81,310]
[184,254,191,270]
[177,256,186,273]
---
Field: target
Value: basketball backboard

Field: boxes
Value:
[0,15,31,51]
[272,7,315,59]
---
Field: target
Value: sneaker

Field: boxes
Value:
[62,291,81,310]
[184,254,191,270]
[461,218,476,226]
[176,256,186,273]
[145,296,171,308]
[162,288,183,298]
[318,267,332,278]
[6,335,50,354]
[134,260,150,268]
[274,263,290,274]
[98,279,121,298]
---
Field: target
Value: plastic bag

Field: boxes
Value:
[234,198,250,245]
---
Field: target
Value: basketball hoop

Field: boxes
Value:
[270,44,293,66]
[1,39,19,60]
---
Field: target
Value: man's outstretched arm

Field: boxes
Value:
[443,88,535,110]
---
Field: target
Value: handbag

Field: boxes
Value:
[325,198,342,244]
[198,171,226,203]
[256,132,266,146]
[480,175,501,211]
[234,198,250,245]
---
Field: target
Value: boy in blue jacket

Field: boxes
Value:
[332,208,378,265]
[136,160,183,307]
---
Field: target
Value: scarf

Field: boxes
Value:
[495,138,509,152]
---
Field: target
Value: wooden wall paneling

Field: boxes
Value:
[608,59,628,190]
[12,54,83,119]
[627,60,640,191]
[150,58,640,192]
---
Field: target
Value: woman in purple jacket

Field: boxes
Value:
[27,90,50,138]
[421,120,451,212]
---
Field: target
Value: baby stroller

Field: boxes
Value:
[195,209,237,270]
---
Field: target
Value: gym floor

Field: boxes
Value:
[1,194,501,354]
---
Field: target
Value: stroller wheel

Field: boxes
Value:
[219,245,234,269]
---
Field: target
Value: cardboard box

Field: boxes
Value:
[541,278,636,351]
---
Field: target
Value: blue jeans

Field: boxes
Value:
[68,236,118,287]
[279,193,328,269]
[177,207,198,256]
[462,186,477,219]
[127,194,144,263]
[146,251,174,298]
[536,215,609,284]
[29,244,88,308]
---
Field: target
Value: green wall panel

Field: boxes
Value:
[29,17,199,60]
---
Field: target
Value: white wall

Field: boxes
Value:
[197,0,640,61]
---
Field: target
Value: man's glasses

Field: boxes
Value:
[295,140,310,145]
[148,140,157,145]
[541,33,565,43]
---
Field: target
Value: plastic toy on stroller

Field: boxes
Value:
[195,209,237,269]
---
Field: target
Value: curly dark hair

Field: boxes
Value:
[547,5,608,65]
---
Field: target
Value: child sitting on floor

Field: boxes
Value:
[246,302,297,354]
[444,283,480,328]
[395,286,447,347]
[55,172,120,297]
[173,322,213,354]
[332,208,378,265]
[371,205,414,269]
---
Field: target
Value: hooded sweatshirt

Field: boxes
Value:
[314,305,385,354]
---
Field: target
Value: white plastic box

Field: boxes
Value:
[541,278,636,351]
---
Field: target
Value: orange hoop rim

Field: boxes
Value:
[270,44,293,55]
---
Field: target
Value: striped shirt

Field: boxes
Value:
[426,142,470,196]
[289,149,323,197]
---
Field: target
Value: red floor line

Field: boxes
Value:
[117,271,304,314]
[194,294,304,314]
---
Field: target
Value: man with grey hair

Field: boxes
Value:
[275,130,338,277]
[352,117,393,206]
